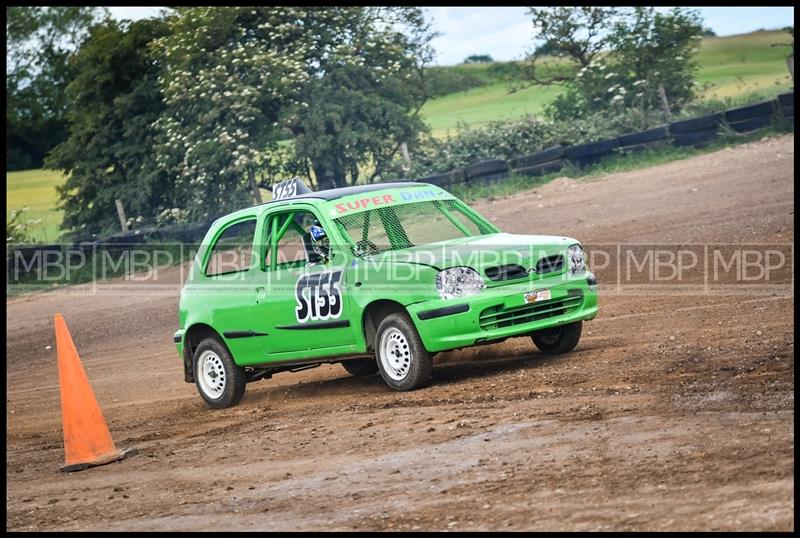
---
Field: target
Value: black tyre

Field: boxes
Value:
[672,128,717,147]
[509,145,566,169]
[780,105,794,119]
[568,154,605,168]
[728,115,772,134]
[618,140,668,154]
[724,100,775,123]
[669,112,722,134]
[419,168,465,187]
[564,138,619,159]
[465,159,509,180]
[514,159,564,177]
[341,358,379,377]
[777,92,794,108]
[531,321,582,355]
[193,337,247,409]
[374,312,433,391]
[617,125,669,146]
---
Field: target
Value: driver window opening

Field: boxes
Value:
[263,210,325,271]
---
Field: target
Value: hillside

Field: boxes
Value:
[420,29,795,137]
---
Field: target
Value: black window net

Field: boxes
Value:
[333,199,496,257]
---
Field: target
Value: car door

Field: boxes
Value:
[248,205,357,358]
[199,217,267,364]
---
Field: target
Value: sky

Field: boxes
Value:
[108,6,795,66]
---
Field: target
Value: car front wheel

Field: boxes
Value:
[193,337,247,409]
[375,312,433,391]
[531,321,583,355]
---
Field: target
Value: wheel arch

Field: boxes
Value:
[361,299,410,353]
[182,323,230,383]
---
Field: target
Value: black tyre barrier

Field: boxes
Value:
[777,92,794,108]
[779,105,794,119]
[564,138,619,160]
[728,115,772,134]
[724,100,776,123]
[418,168,466,187]
[669,112,722,134]
[104,230,147,247]
[618,140,669,154]
[465,159,509,180]
[672,128,718,147]
[567,154,607,168]
[508,145,565,169]
[617,125,669,146]
[514,159,565,177]
[467,168,510,183]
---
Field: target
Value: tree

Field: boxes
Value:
[772,26,794,81]
[6,6,108,170]
[464,54,493,63]
[523,7,703,121]
[153,7,436,208]
[287,7,435,189]
[46,18,172,236]
[516,7,621,88]
[607,8,703,116]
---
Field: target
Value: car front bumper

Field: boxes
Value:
[407,273,598,353]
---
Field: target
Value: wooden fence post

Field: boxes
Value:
[400,142,411,171]
[115,199,129,233]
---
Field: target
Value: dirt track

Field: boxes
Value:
[6,135,794,531]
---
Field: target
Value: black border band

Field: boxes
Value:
[223,330,269,339]
[276,320,351,330]
[417,303,470,320]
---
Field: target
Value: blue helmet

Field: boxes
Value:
[310,224,327,241]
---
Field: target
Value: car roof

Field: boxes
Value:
[212,182,433,225]
[259,181,426,204]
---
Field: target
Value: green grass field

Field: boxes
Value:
[6,168,67,242]
[420,29,794,136]
[6,30,794,242]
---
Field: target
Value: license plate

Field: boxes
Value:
[524,289,551,304]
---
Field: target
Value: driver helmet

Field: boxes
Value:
[309,221,329,259]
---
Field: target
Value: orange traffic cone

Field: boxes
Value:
[54,313,136,472]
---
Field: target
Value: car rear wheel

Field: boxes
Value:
[375,312,433,391]
[531,321,583,355]
[193,337,247,409]
[341,358,379,377]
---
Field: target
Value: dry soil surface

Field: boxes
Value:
[6,135,794,531]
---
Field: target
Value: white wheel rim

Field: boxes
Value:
[198,350,226,399]
[379,327,412,381]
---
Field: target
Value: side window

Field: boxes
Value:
[264,210,321,270]
[205,219,257,277]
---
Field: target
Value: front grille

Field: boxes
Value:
[479,290,583,330]
[485,263,528,282]
[534,255,564,274]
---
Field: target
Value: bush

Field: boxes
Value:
[425,66,487,98]
[387,108,670,179]
[6,207,41,244]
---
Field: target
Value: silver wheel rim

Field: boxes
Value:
[198,350,226,399]
[379,327,412,381]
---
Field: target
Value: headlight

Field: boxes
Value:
[435,267,486,300]
[568,243,587,274]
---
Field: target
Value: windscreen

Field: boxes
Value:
[333,199,496,257]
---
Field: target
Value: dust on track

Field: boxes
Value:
[6,135,794,531]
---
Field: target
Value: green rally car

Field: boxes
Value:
[174,178,598,408]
